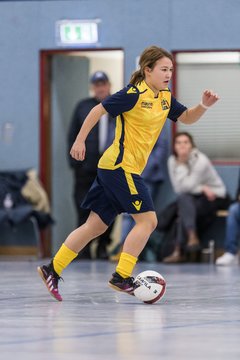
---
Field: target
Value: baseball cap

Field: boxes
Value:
[90,71,109,84]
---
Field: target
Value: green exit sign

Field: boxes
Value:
[57,20,99,45]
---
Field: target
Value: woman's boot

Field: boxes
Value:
[162,245,185,263]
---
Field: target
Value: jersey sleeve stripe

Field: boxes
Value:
[114,114,125,166]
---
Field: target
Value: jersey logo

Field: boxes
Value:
[161,99,170,110]
[141,101,153,109]
[127,87,138,94]
[132,200,142,211]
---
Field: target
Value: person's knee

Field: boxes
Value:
[145,213,158,233]
[85,212,109,237]
[94,221,108,237]
[229,203,239,217]
[131,212,158,234]
[177,193,191,203]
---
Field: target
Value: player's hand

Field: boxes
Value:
[201,90,219,108]
[70,140,86,161]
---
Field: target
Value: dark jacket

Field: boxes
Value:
[0,170,53,228]
[68,97,115,176]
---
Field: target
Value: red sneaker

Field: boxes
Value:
[37,263,63,301]
[108,272,135,295]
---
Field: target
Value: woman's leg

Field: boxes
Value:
[224,203,240,254]
[177,193,200,249]
[53,211,108,275]
[114,211,157,278]
[122,211,158,257]
[162,219,185,263]
[215,203,240,266]
[38,212,109,301]
[64,211,108,253]
[177,193,197,231]
[109,211,157,293]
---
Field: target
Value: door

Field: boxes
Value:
[51,55,90,253]
[40,49,124,256]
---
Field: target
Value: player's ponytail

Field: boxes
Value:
[129,69,144,85]
[130,46,173,86]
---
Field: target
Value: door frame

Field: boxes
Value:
[39,48,124,256]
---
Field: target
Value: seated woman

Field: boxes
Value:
[162,131,229,263]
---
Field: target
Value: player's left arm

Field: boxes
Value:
[178,90,219,125]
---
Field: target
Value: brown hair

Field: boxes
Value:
[129,46,174,85]
[173,132,196,157]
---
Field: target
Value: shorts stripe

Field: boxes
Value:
[124,171,138,195]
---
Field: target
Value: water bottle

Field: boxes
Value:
[209,240,215,264]
[3,193,13,209]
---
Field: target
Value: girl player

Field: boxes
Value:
[38,45,219,301]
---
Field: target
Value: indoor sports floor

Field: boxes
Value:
[0,260,239,360]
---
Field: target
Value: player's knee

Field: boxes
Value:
[146,213,158,233]
[92,222,108,237]
[86,212,109,236]
[84,220,108,238]
[150,215,158,232]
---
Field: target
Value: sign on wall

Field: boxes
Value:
[56,19,99,46]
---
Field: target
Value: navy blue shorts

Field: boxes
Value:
[81,168,155,226]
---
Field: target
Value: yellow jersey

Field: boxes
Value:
[99,80,186,174]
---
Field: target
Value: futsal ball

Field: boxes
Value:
[133,270,166,304]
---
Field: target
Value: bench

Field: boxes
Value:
[0,169,51,258]
[216,210,228,217]
[0,217,41,257]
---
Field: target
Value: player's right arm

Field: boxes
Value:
[70,103,107,161]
